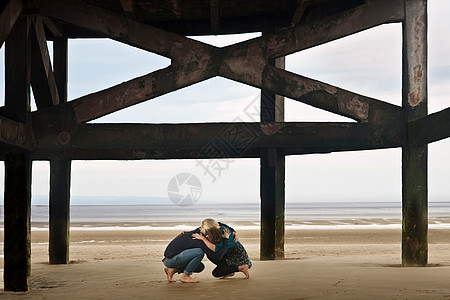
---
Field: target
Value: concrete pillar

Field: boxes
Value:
[260,57,286,260]
[49,34,71,264]
[49,159,71,264]
[402,0,428,266]
[3,15,32,291]
[3,153,32,291]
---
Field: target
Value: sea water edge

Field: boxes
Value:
[1,201,450,231]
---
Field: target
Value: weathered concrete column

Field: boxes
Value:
[4,153,32,291]
[402,0,428,267]
[48,34,71,264]
[3,16,32,291]
[260,57,285,260]
[4,18,30,123]
[49,158,71,264]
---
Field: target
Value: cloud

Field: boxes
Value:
[68,39,170,99]
[92,77,261,123]
[286,23,402,105]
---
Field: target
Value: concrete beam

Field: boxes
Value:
[27,121,404,160]
[226,0,404,60]
[53,36,68,103]
[210,0,220,32]
[0,0,22,48]
[30,16,60,109]
[0,116,36,150]
[408,107,450,146]
[34,0,216,64]
[220,57,402,123]
[71,65,215,123]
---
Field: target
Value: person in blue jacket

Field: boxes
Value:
[162,224,229,283]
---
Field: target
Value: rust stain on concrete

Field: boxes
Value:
[57,131,71,145]
[408,16,426,107]
[338,96,369,120]
[220,43,265,86]
[261,123,282,135]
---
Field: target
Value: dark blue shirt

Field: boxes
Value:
[163,229,229,262]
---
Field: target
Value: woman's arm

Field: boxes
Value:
[219,222,236,233]
[192,233,215,251]
[219,222,238,243]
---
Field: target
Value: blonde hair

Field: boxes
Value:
[200,218,219,234]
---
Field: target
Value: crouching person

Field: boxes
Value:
[162,225,230,283]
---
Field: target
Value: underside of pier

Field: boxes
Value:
[1,0,449,291]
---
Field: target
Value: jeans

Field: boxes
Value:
[163,248,205,275]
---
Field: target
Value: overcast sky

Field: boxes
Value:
[1,1,449,205]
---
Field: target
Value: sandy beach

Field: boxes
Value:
[1,226,450,299]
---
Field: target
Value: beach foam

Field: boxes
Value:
[0,222,441,232]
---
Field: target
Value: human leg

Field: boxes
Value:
[212,258,239,278]
[223,244,252,279]
[224,243,252,268]
[238,264,250,279]
[163,248,204,283]
[164,267,177,282]
[164,248,204,274]
[193,262,205,273]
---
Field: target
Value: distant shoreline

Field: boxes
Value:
[0,217,449,231]
[2,202,450,231]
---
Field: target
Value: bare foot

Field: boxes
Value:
[164,267,177,282]
[220,273,235,279]
[238,264,250,279]
[180,274,199,283]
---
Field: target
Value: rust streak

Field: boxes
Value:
[338,96,369,120]
[408,15,426,108]
[261,123,282,135]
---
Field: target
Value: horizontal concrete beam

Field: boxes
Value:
[28,122,404,160]
[408,107,450,146]
[0,116,36,151]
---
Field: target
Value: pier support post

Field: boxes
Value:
[3,15,32,292]
[402,0,428,266]
[48,34,71,264]
[260,57,285,260]
[49,159,71,264]
[4,153,32,291]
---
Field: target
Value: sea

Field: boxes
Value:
[2,201,450,231]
